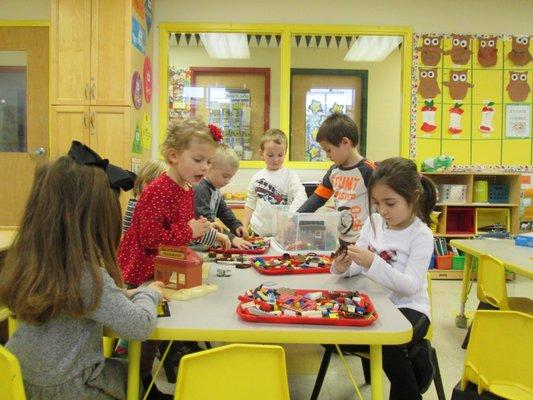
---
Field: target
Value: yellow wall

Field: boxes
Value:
[2,0,50,20]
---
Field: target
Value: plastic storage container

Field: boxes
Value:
[452,255,466,270]
[437,184,467,204]
[488,184,509,204]
[436,254,453,269]
[473,180,489,203]
[446,207,476,234]
[274,210,340,252]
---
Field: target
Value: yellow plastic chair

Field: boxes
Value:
[174,344,290,400]
[477,254,533,313]
[460,310,533,400]
[0,345,26,400]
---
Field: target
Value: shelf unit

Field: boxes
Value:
[425,171,521,280]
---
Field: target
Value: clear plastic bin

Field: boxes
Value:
[274,210,340,252]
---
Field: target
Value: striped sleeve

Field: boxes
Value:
[122,198,138,234]
[190,227,218,247]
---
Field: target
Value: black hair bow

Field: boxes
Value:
[68,141,136,192]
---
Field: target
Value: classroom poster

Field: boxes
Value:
[505,104,531,138]
[131,17,146,54]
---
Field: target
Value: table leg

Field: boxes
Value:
[456,253,473,328]
[127,340,141,400]
[370,344,383,400]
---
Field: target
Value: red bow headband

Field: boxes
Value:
[208,124,223,143]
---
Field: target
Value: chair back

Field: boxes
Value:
[174,344,289,400]
[0,345,26,400]
[476,255,509,309]
[461,310,533,400]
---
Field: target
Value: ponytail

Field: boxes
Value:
[417,175,437,227]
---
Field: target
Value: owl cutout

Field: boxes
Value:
[416,35,444,66]
[506,71,530,102]
[418,68,440,99]
[444,34,472,65]
[508,36,532,66]
[443,70,473,100]
[477,37,498,67]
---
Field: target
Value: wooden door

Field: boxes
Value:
[91,0,130,105]
[51,0,91,105]
[0,27,49,226]
[89,106,130,169]
[50,106,91,158]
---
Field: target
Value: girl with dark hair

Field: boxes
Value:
[332,157,437,400]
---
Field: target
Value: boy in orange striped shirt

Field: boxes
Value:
[298,113,375,244]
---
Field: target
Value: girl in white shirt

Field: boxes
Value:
[332,157,437,400]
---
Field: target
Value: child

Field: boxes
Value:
[243,129,307,237]
[332,157,437,400]
[298,113,376,244]
[123,160,168,233]
[194,144,252,249]
[0,153,164,400]
[117,118,223,398]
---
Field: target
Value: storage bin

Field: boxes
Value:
[274,210,340,252]
[436,254,453,270]
[446,207,476,234]
[452,255,466,270]
[476,208,510,233]
[473,180,488,203]
[488,184,509,204]
[437,184,467,204]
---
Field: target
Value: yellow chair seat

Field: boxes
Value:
[489,383,533,400]
[0,345,26,400]
[508,297,533,314]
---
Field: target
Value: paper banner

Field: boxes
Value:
[131,17,146,54]
[144,0,153,33]
[505,104,531,138]
[141,113,152,149]
[132,0,144,18]
[143,56,152,103]
[131,71,142,109]
[131,157,142,174]
[132,122,142,154]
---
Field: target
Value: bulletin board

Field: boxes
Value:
[410,33,533,171]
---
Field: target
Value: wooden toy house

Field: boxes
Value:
[154,245,203,290]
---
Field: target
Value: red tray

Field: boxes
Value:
[237,289,378,326]
[251,255,331,275]
[208,237,270,255]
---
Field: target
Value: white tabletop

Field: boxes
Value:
[152,260,412,345]
[451,239,533,278]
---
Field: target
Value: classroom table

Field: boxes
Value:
[126,259,413,400]
[450,238,533,328]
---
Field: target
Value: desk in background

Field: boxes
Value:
[450,238,533,328]
[126,261,412,400]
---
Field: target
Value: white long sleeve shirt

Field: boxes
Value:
[245,167,307,237]
[332,213,433,319]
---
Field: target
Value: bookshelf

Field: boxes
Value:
[425,171,521,280]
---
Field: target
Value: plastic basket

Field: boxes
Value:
[452,255,465,270]
[436,254,453,269]
[488,184,509,204]
[437,184,467,204]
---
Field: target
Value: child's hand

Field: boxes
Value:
[188,217,211,238]
[147,281,168,299]
[346,245,375,269]
[235,225,248,238]
[332,252,352,273]
[211,222,224,232]
[232,236,253,250]
[216,232,232,249]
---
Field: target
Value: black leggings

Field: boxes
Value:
[334,308,430,400]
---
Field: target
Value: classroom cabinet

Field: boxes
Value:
[51,0,130,106]
[51,106,131,168]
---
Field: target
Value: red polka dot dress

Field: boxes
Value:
[118,173,194,286]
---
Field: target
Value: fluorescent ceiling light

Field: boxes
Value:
[344,35,402,62]
[200,33,250,59]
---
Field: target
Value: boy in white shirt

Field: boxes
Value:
[243,129,307,237]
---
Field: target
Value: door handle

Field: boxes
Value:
[31,147,46,156]
[90,112,96,134]
[83,112,89,128]
[85,83,90,100]
[91,77,96,99]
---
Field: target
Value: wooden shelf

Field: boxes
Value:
[436,203,519,207]
[434,233,475,238]
[429,269,516,280]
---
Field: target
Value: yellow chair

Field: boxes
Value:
[174,344,290,400]
[0,345,26,400]
[460,310,533,400]
[477,254,533,313]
